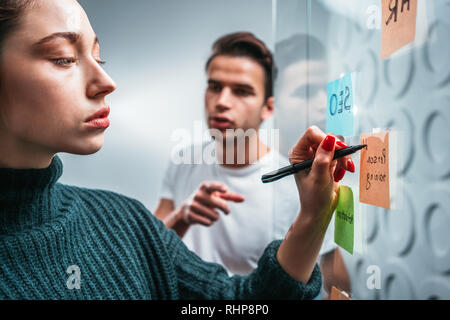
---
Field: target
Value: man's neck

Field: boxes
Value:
[216,133,271,169]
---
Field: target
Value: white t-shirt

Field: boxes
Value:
[158,142,336,276]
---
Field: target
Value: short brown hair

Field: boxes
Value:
[205,32,276,100]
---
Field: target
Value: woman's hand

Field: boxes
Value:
[289,126,354,227]
[277,126,355,284]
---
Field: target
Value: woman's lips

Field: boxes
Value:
[85,117,110,129]
[85,106,110,129]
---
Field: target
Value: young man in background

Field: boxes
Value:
[155,32,349,297]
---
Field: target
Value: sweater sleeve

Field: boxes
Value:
[153,209,322,300]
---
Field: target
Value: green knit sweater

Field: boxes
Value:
[0,156,321,300]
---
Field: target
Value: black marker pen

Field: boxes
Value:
[261,144,367,183]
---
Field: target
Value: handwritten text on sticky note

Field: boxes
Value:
[381,0,417,59]
[326,73,354,137]
[359,132,390,209]
[334,185,354,255]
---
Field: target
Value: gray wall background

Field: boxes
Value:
[60,0,273,211]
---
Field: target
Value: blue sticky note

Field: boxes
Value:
[326,73,354,137]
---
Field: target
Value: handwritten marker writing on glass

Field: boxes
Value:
[261,144,367,183]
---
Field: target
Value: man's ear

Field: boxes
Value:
[261,96,274,121]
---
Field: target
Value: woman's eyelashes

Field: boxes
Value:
[51,57,106,67]
[52,57,78,66]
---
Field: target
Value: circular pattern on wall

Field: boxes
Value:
[384,108,415,177]
[383,189,415,256]
[422,102,450,179]
[418,277,450,300]
[364,205,379,244]
[383,49,415,99]
[354,50,379,109]
[381,259,416,300]
[422,188,450,273]
[422,20,450,87]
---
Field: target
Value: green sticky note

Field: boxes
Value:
[334,185,354,255]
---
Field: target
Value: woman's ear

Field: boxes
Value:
[261,96,274,121]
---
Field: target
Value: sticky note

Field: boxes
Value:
[334,185,354,255]
[326,73,354,137]
[329,286,351,300]
[359,132,390,209]
[381,0,418,59]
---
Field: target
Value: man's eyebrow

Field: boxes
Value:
[208,79,255,91]
[32,32,82,48]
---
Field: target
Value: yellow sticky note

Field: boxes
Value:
[381,0,418,60]
[359,132,390,210]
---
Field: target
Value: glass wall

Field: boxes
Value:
[274,0,450,299]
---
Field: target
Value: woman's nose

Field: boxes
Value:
[86,61,117,99]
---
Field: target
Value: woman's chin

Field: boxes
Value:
[67,137,105,155]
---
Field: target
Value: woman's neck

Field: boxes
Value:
[0,132,54,169]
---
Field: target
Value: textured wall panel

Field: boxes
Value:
[275,0,450,299]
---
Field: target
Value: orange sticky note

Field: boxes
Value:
[329,286,351,300]
[381,0,417,59]
[359,132,390,210]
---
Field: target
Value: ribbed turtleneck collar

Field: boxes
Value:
[0,156,63,234]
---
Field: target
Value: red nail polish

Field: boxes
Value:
[322,135,336,152]
[334,168,346,182]
[336,141,349,148]
[347,159,355,173]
